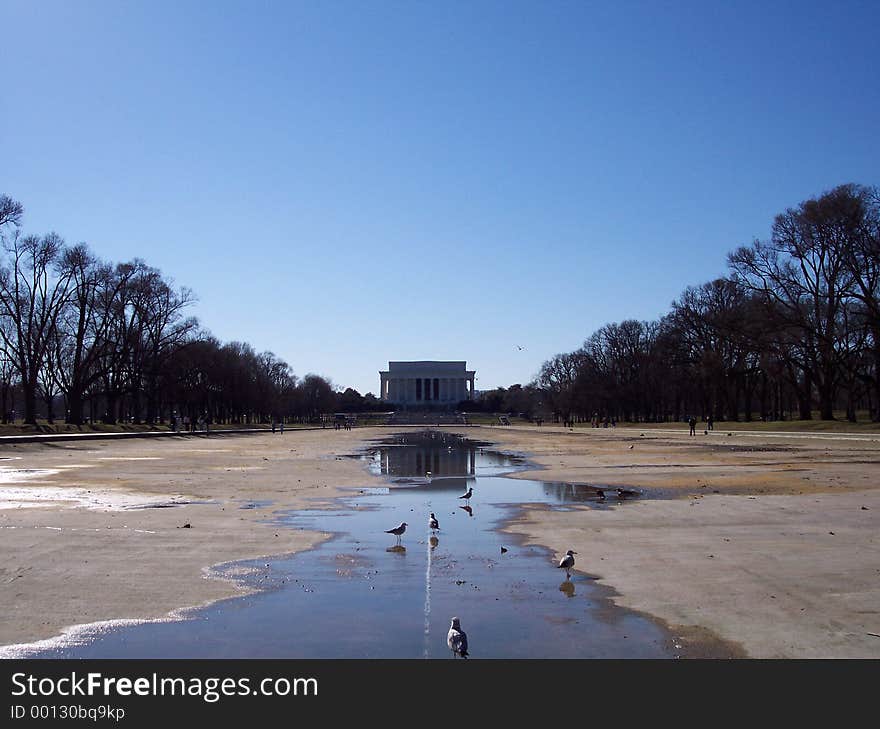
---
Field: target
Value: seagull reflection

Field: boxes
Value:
[559,580,575,598]
[459,505,473,517]
[386,545,406,555]
[429,535,439,550]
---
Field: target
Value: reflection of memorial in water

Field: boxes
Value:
[371,432,481,494]
[378,444,475,479]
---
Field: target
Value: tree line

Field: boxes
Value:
[0,194,382,426]
[535,183,880,423]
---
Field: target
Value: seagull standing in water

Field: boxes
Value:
[385,522,407,543]
[557,549,577,579]
[458,486,473,502]
[429,513,440,532]
[447,617,469,659]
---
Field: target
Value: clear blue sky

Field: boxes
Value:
[3,1,878,395]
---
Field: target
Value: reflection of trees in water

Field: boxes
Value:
[540,483,641,503]
[541,482,601,503]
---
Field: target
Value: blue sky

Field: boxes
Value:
[2,0,878,395]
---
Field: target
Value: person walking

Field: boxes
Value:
[688,415,697,436]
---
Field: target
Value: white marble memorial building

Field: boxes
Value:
[379,361,475,407]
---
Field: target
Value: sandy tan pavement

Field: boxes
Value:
[1,423,878,657]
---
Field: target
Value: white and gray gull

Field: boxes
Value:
[557,549,577,578]
[447,617,469,659]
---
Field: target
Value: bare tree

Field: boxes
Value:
[0,316,17,422]
[0,231,73,423]
[838,185,880,419]
[131,267,197,424]
[52,245,135,424]
[536,352,584,422]
[0,195,24,230]
[729,188,856,419]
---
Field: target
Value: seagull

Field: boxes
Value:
[516,345,525,351]
[557,549,577,578]
[429,512,440,532]
[385,522,407,543]
[458,487,473,502]
[447,617,469,659]
[595,489,606,500]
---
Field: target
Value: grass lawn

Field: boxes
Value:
[595,413,880,433]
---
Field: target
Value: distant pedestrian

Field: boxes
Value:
[272,420,276,434]
[280,421,284,434]
[688,416,697,436]
[707,415,714,431]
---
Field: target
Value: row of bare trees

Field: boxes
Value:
[0,195,353,426]
[536,184,880,423]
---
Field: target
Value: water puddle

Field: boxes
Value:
[123,499,216,510]
[238,499,275,510]
[12,431,695,658]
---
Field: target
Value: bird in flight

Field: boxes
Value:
[447,617,469,659]
[557,549,577,579]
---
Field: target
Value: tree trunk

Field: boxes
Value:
[66,391,85,425]
[103,393,117,424]
[45,392,55,424]
[873,338,880,422]
[23,382,38,425]
[818,380,835,421]
[131,388,142,424]
[846,388,857,423]
[797,370,812,420]
[145,371,160,424]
